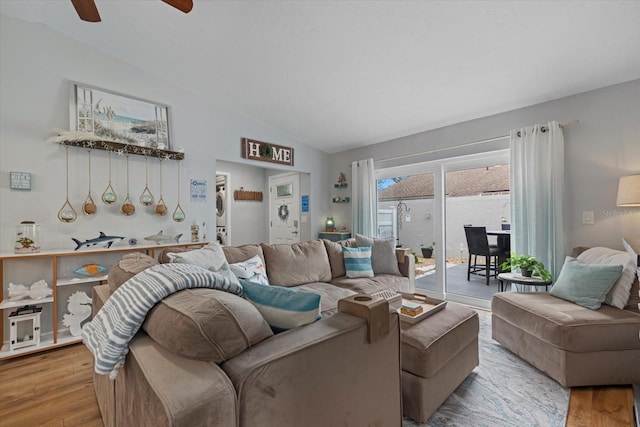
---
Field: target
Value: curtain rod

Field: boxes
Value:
[375,120,579,164]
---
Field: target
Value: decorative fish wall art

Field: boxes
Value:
[72,232,125,250]
[144,230,183,245]
[74,264,107,276]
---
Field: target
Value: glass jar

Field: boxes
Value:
[14,221,41,253]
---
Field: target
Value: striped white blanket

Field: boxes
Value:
[82,263,243,379]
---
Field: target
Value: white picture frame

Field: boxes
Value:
[69,81,171,150]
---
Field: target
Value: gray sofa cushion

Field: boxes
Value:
[223,244,265,265]
[322,239,347,279]
[107,252,158,293]
[330,274,408,295]
[356,234,401,276]
[492,292,640,352]
[261,240,332,286]
[143,288,273,362]
[296,282,357,316]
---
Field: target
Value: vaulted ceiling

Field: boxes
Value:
[2,1,640,153]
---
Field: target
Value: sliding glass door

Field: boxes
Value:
[376,150,510,309]
[443,155,510,309]
[377,172,438,294]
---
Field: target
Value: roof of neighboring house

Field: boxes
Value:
[378,164,510,200]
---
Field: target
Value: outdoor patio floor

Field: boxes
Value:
[415,262,501,300]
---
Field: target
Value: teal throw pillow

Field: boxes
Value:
[342,246,374,278]
[240,279,321,333]
[549,257,623,309]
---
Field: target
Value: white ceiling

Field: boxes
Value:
[2,1,640,154]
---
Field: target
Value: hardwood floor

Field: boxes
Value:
[0,344,102,427]
[0,343,635,427]
[567,385,635,427]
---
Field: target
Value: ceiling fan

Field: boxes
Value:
[70,0,193,22]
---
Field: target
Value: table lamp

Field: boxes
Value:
[616,175,640,207]
[325,217,335,232]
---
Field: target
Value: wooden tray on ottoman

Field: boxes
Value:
[398,293,447,324]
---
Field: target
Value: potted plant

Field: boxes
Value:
[501,252,552,281]
[420,241,435,258]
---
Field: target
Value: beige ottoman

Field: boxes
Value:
[400,302,479,422]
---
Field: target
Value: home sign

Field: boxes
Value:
[241,138,294,166]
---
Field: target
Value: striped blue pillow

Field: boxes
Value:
[240,279,321,333]
[343,246,374,278]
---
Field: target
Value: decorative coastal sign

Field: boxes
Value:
[190,179,207,203]
[241,138,294,166]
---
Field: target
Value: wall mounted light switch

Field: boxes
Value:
[582,211,595,225]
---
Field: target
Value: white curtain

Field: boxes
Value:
[510,121,565,290]
[352,159,377,237]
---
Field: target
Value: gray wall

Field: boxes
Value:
[0,15,331,252]
[216,161,269,245]
[330,80,640,252]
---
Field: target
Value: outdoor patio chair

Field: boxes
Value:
[464,226,501,286]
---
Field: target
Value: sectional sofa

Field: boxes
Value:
[90,238,416,427]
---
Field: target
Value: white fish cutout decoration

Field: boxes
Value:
[144,230,183,245]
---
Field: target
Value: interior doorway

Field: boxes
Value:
[443,160,510,307]
[269,172,301,244]
[215,172,231,245]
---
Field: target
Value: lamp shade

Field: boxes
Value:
[616,175,640,207]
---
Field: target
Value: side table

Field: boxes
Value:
[318,231,351,242]
[497,272,552,292]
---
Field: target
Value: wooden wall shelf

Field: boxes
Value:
[57,139,185,161]
[234,188,263,201]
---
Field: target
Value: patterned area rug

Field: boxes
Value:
[403,311,569,427]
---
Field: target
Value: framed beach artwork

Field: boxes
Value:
[69,82,171,149]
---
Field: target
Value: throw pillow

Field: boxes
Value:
[168,242,240,288]
[240,279,321,333]
[230,255,269,285]
[107,252,158,293]
[549,257,623,309]
[342,246,374,278]
[355,234,401,276]
[577,247,636,309]
[143,288,273,362]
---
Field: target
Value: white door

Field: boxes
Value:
[269,173,300,244]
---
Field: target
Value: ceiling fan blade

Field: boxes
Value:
[161,0,193,14]
[70,0,101,22]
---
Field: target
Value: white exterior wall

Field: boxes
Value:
[380,194,510,258]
